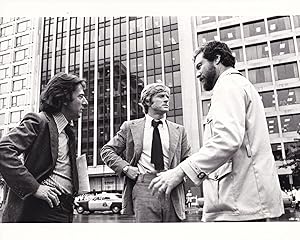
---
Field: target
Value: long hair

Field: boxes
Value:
[193,40,236,67]
[40,72,86,114]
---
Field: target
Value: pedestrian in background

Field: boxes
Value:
[101,82,191,222]
[149,40,284,222]
[0,72,88,222]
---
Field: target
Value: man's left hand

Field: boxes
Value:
[148,167,185,200]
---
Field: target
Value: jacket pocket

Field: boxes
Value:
[205,161,236,213]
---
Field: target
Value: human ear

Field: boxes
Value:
[215,55,221,65]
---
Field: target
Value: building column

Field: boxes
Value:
[177,16,202,153]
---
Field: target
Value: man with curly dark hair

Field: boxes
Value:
[0,72,88,222]
[150,40,284,222]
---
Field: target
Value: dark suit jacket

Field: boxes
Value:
[100,118,191,220]
[0,112,78,222]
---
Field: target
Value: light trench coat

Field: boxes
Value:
[180,68,284,221]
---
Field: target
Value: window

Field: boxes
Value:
[277,88,300,106]
[14,48,29,62]
[218,16,233,21]
[12,78,27,91]
[243,20,266,38]
[293,15,300,28]
[259,91,275,108]
[248,66,272,84]
[0,68,9,79]
[17,21,30,33]
[231,47,244,62]
[245,42,269,61]
[0,82,8,94]
[267,16,291,33]
[0,97,6,109]
[0,25,13,37]
[0,53,10,64]
[0,129,3,139]
[16,34,30,47]
[202,99,211,116]
[270,38,295,57]
[13,64,27,76]
[272,143,282,161]
[196,16,216,25]
[11,94,25,107]
[0,113,5,125]
[280,114,300,133]
[273,62,299,81]
[267,116,279,134]
[0,39,11,51]
[197,30,218,45]
[10,110,24,123]
[220,25,241,42]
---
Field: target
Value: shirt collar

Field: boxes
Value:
[52,112,69,134]
[145,114,167,129]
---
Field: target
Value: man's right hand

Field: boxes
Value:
[125,166,140,180]
[33,185,62,208]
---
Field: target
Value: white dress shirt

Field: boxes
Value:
[137,114,170,174]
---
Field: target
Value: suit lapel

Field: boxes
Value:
[167,120,180,167]
[130,118,145,163]
[45,113,58,169]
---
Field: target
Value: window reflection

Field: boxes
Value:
[267,16,291,33]
[231,47,243,62]
[248,66,272,84]
[270,38,295,57]
[243,20,266,38]
[277,88,300,106]
[280,114,300,133]
[197,30,218,46]
[245,42,269,61]
[274,62,299,81]
[259,91,275,108]
[220,25,241,42]
[267,116,279,134]
[196,16,216,25]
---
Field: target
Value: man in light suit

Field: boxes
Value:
[101,83,191,222]
[0,72,88,222]
[150,41,284,222]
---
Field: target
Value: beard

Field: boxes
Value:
[202,64,217,91]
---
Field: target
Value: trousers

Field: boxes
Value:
[19,194,74,223]
[132,173,180,223]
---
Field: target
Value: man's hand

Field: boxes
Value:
[125,166,140,180]
[33,185,62,208]
[148,167,185,200]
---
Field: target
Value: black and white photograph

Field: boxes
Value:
[0,0,300,239]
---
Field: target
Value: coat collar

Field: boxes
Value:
[129,117,180,166]
[43,112,58,169]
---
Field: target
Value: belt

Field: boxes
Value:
[136,173,159,183]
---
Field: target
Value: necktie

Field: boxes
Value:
[151,119,164,170]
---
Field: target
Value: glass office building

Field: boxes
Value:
[2,16,300,194]
[39,17,184,192]
[195,16,300,188]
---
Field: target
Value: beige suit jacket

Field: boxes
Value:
[101,117,191,220]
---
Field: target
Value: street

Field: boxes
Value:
[73,207,300,223]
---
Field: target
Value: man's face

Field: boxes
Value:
[148,91,170,114]
[64,84,88,121]
[194,52,218,91]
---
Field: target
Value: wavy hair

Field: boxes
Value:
[40,72,86,114]
[139,83,170,114]
[193,40,236,67]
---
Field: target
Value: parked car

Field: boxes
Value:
[74,192,122,214]
[281,190,293,208]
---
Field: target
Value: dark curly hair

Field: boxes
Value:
[193,40,236,67]
[40,72,86,114]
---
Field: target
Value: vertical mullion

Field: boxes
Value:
[93,17,99,167]
[51,17,57,77]
[126,17,130,121]
[110,17,114,139]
